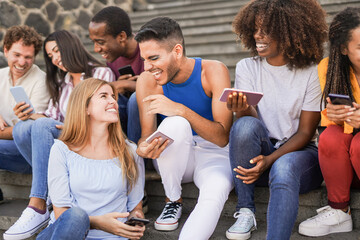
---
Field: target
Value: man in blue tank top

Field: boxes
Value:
[135,17,234,239]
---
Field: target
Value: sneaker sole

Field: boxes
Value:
[298,220,353,237]
[3,217,50,240]
[154,221,179,231]
[226,227,254,240]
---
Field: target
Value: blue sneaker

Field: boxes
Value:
[226,208,257,240]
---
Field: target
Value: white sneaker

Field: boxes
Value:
[226,208,257,240]
[154,201,182,231]
[3,207,50,240]
[299,205,352,237]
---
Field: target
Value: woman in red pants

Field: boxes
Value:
[299,7,360,237]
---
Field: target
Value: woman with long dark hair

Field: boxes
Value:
[4,30,115,240]
[299,7,360,237]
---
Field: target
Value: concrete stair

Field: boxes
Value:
[1,169,360,239]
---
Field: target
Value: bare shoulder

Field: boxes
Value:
[201,59,230,90]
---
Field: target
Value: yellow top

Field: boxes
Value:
[318,58,360,134]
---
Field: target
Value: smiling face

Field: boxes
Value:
[45,40,67,72]
[139,39,180,85]
[4,40,35,82]
[88,21,126,63]
[343,26,360,74]
[254,18,286,66]
[87,84,119,124]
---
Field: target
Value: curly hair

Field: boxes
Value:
[232,0,328,69]
[322,7,360,108]
[3,25,43,56]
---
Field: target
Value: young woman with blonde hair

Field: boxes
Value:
[37,78,145,239]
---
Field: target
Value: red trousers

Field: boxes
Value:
[318,125,360,209]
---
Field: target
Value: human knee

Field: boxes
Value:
[230,116,262,144]
[32,117,56,130]
[158,116,192,141]
[13,120,34,140]
[65,207,89,226]
[319,125,350,152]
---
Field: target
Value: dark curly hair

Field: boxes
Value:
[322,7,360,108]
[3,25,42,56]
[232,0,328,69]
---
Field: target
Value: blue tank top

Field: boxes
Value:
[162,58,213,135]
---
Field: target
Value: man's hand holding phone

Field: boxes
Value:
[13,101,34,121]
[136,130,174,159]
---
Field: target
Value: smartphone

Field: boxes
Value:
[146,130,174,147]
[125,217,150,227]
[219,88,263,105]
[10,86,35,114]
[118,65,135,76]
[328,93,352,106]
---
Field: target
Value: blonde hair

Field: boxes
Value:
[59,78,138,190]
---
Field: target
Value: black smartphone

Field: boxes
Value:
[118,65,135,76]
[125,217,150,227]
[328,93,352,106]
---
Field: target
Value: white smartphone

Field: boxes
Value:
[219,88,263,106]
[10,86,35,114]
[146,130,174,147]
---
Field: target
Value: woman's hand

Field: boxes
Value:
[233,155,272,184]
[13,102,33,121]
[91,212,145,239]
[226,91,249,112]
[345,102,360,128]
[326,97,354,125]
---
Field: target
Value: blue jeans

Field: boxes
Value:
[13,118,62,200]
[118,92,141,143]
[229,117,323,240]
[37,207,89,240]
[0,139,31,173]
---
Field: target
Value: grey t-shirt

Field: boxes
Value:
[235,57,321,143]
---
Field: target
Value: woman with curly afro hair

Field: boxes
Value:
[299,7,360,237]
[225,0,327,239]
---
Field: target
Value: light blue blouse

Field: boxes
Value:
[48,139,145,239]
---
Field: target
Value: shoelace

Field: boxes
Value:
[233,211,257,229]
[13,209,36,228]
[161,202,181,220]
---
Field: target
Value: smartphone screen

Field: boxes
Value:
[10,86,35,114]
[118,65,135,76]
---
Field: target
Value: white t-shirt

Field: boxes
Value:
[48,140,145,239]
[0,64,49,126]
[235,57,321,143]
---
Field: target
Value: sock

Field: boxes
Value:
[28,205,46,215]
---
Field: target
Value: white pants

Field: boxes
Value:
[153,116,234,240]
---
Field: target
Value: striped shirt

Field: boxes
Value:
[44,67,115,122]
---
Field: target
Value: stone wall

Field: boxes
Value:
[0,0,145,49]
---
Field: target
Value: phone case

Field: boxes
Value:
[146,131,174,147]
[219,88,263,105]
[10,86,35,114]
[125,217,150,226]
[328,93,352,105]
[118,65,135,76]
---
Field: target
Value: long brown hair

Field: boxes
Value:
[59,78,138,190]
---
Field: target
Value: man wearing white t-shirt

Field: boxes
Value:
[0,26,49,187]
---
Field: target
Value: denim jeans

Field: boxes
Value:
[37,207,89,240]
[126,92,141,143]
[0,139,31,173]
[229,116,323,240]
[13,118,62,200]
